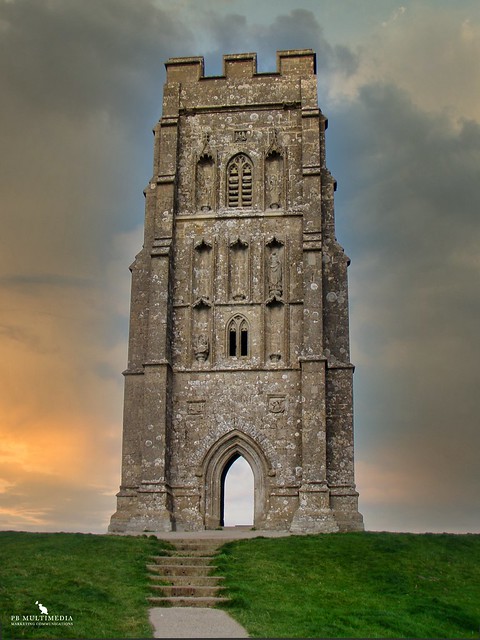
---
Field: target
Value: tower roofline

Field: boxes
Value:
[165,49,316,83]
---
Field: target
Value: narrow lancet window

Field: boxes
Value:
[229,326,237,357]
[227,315,249,358]
[240,320,248,356]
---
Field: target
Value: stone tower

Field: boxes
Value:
[109,50,363,533]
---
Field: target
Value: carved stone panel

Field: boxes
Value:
[187,399,206,415]
[268,394,286,414]
[193,333,209,362]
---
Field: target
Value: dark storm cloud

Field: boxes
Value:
[0,0,192,122]
[328,82,480,531]
[0,0,197,302]
[200,9,358,78]
[0,0,195,534]
[259,10,358,75]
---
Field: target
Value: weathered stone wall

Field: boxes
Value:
[109,49,363,533]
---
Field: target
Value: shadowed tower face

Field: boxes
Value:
[109,50,364,533]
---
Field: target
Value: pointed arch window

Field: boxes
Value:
[228,315,249,357]
[227,154,253,208]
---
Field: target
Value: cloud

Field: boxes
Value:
[0,0,183,533]
[0,0,197,285]
[328,4,480,122]
[0,230,137,531]
[381,5,406,28]
[1,0,479,535]
[0,474,115,532]
[0,0,193,122]
[198,8,358,80]
[328,81,480,531]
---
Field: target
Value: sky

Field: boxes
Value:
[0,0,479,535]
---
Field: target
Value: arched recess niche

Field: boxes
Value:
[265,150,283,209]
[201,430,271,529]
[196,153,215,211]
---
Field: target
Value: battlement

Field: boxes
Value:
[165,49,316,83]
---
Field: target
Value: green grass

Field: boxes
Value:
[2,531,479,639]
[214,532,480,638]
[0,531,170,639]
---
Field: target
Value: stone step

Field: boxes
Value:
[164,548,217,557]
[171,541,223,551]
[151,555,213,566]
[173,539,221,545]
[147,563,214,576]
[148,538,230,609]
[148,596,231,608]
[173,543,220,549]
[150,575,224,586]
[151,584,225,597]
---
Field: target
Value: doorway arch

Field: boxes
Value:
[202,430,270,529]
[221,455,254,526]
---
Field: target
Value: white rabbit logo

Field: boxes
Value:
[35,601,48,615]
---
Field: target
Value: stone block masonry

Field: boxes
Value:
[109,49,364,533]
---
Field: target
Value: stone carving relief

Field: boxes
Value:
[234,130,248,142]
[187,400,206,415]
[268,249,283,298]
[192,298,211,364]
[268,395,286,414]
[266,237,284,301]
[193,334,209,362]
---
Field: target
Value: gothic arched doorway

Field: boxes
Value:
[202,430,270,529]
[221,454,254,526]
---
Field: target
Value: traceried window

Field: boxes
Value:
[228,315,249,357]
[227,154,253,208]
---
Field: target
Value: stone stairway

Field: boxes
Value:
[147,539,230,607]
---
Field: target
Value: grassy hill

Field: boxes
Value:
[215,531,480,638]
[1,530,479,639]
[0,531,170,639]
